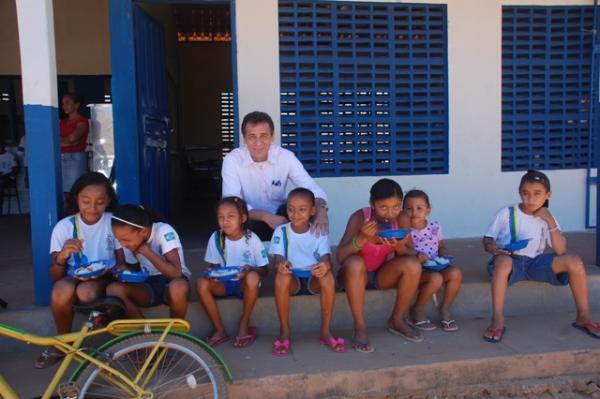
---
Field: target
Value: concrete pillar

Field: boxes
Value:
[234,0,281,143]
[15,0,61,305]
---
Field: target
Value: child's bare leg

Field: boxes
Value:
[106,282,149,319]
[489,256,512,329]
[378,256,421,334]
[439,266,463,320]
[167,278,189,319]
[51,278,77,334]
[274,270,297,340]
[411,271,442,322]
[341,256,369,342]
[196,278,227,337]
[239,271,261,336]
[75,280,106,305]
[552,254,592,323]
[312,271,336,339]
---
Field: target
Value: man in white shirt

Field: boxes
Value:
[222,111,329,240]
[0,141,17,215]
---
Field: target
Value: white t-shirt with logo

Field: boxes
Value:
[485,204,559,258]
[123,222,191,278]
[50,213,121,274]
[269,223,331,271]
[204,230,269,268]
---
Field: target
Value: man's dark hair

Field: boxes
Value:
[241,111,274,136]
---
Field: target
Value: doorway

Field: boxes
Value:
[131,2,235,248]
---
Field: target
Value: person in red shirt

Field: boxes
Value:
[60,93,89,198]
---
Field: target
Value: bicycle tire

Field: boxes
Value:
[76,333,227,398]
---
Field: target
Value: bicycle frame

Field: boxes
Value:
[0,318,194,399]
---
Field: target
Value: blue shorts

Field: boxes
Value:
[222,280,243,299]
[143,275,189,307]
[486,254,568,286]
[293,276,318,296]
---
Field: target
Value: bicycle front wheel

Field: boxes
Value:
[76,333,227,399]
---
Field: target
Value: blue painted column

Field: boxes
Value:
[15,0,61,305]
[109,0,142,204]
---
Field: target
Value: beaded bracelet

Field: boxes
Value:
[549,226,560,233]
[352,236,363,251]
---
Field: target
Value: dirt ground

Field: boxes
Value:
[384,375,600,399]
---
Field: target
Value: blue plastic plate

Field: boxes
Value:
[117,269,149,283]
[71,260,109,279]
[204,266,243,281]
[292,269,313,278]
[423,256,454,271]
[378,228,410,240]
[503,239,531,252]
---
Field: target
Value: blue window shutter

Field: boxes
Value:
[502,6,596,171]
[279,1,449,177]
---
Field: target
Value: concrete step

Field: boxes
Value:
[2,267,600,342]
[1,312,599,399]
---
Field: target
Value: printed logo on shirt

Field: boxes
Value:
[273,237,281,244]
[105,234,115,251]
[271,180,281,187]
[261,249,268,259]
[243,250,252,263]
[164,232,176,242]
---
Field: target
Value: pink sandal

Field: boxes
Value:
[233,326,258,348]
[319,336,346,353]
[272,338,290,356]
[205,334,230,347]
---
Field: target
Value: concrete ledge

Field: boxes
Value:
[2,268,600,339]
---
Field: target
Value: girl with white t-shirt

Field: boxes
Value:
[107,205,191,319]
[483,170,600,343]
[196,196,269,348]
[270,188,344,356]
[36,172,123,369]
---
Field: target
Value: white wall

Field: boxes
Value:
[235,0,595,243]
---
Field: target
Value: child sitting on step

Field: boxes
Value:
[403,189,463,332]
[270,188,344,356]
[108,205,191,320]
[196,196,269,348]
[483,170,600,343]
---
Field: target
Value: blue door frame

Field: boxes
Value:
[108,0,239,209]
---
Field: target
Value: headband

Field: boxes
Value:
[112,215,145,229]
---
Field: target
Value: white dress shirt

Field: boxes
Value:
[222,145,327,212]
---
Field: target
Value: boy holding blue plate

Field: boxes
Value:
[482,170,600,343]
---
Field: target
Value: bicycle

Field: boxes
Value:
[0,303,232,398]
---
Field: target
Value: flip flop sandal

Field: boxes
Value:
[441,319,459,332]
[387,325,424,343]
[205,334,230,347]
[572,322,600,339]
[351,335,375,353]
[34,347,63,369]
[319,336,346,353]
[233,326,258,348]
[408,319,437,331]
[272,338,291,356]
[483,327,506,343]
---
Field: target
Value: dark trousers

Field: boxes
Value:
[250,203,288,241]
